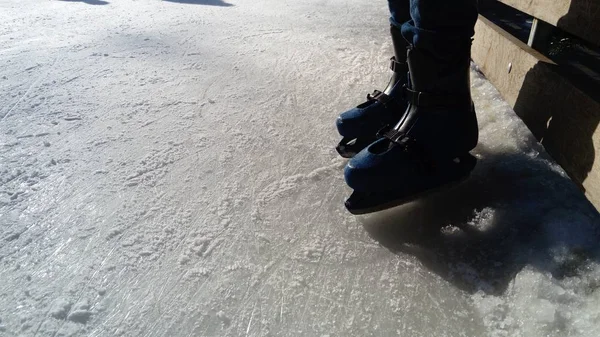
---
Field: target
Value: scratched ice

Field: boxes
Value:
[0,1,598,336]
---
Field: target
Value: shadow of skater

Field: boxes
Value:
[162,0,234,6]
[359,145,600,295]
[513,0,600,193]
[60,0,109,5]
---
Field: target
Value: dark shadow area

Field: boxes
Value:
[59,0,109,5]
[162,0,233,6]
[550,0,600,49]
[480,0,600,193]
[360,145,600,295]
[532,22,600,102]
[514,0,600,191]
[514,62,600,189]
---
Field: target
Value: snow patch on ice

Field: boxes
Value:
[50,299,72,320]
[68,307,92,324]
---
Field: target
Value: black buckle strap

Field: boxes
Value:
[389,57,406,73]
[383,128,408,144]
[382,130,435,170]
[404,87,471,108]
[367,90,393,105]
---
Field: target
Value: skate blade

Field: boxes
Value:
[345,155,477,215]
[345,176,469,215]
[336,137,375,159]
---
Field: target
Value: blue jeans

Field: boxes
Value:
[388,0,478,59]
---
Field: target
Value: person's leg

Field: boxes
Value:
[401,0,478,59]
[387,0,411,62]
[388,0,411,30]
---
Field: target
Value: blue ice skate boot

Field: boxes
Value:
[336,25,410,158]
[344,43,479,214]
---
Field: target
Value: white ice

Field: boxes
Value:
[1,0,599,336]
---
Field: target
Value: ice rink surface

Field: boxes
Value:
[1,1,599,336]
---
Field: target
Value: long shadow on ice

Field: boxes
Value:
[360,146,600,295]
[59,0,109,5]
[162,0,234,6]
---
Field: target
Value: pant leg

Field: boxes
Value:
[388,0,411,28]
[401,0,478,59]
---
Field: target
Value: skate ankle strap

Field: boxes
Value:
[382,131,433,165]
[403,88,471,108]
[382,128,420,148]
[389,57,407,73]
[382,128,407,143]
[367,90,393,105]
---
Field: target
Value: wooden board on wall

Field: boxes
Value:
[472,16,600,209]
[499,0,600,46]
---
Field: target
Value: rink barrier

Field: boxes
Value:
[498,0,600,46]
[471,2,600,210]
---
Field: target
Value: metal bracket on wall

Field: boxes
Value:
[527,18,539,47]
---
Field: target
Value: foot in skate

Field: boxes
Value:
[335,25,409,158]
[344,153,477,215]
[343,42,479,214]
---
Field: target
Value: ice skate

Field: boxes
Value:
[344,43,479,214]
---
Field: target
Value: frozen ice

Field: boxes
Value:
[49,299,72,320]
[0,0,598,336]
